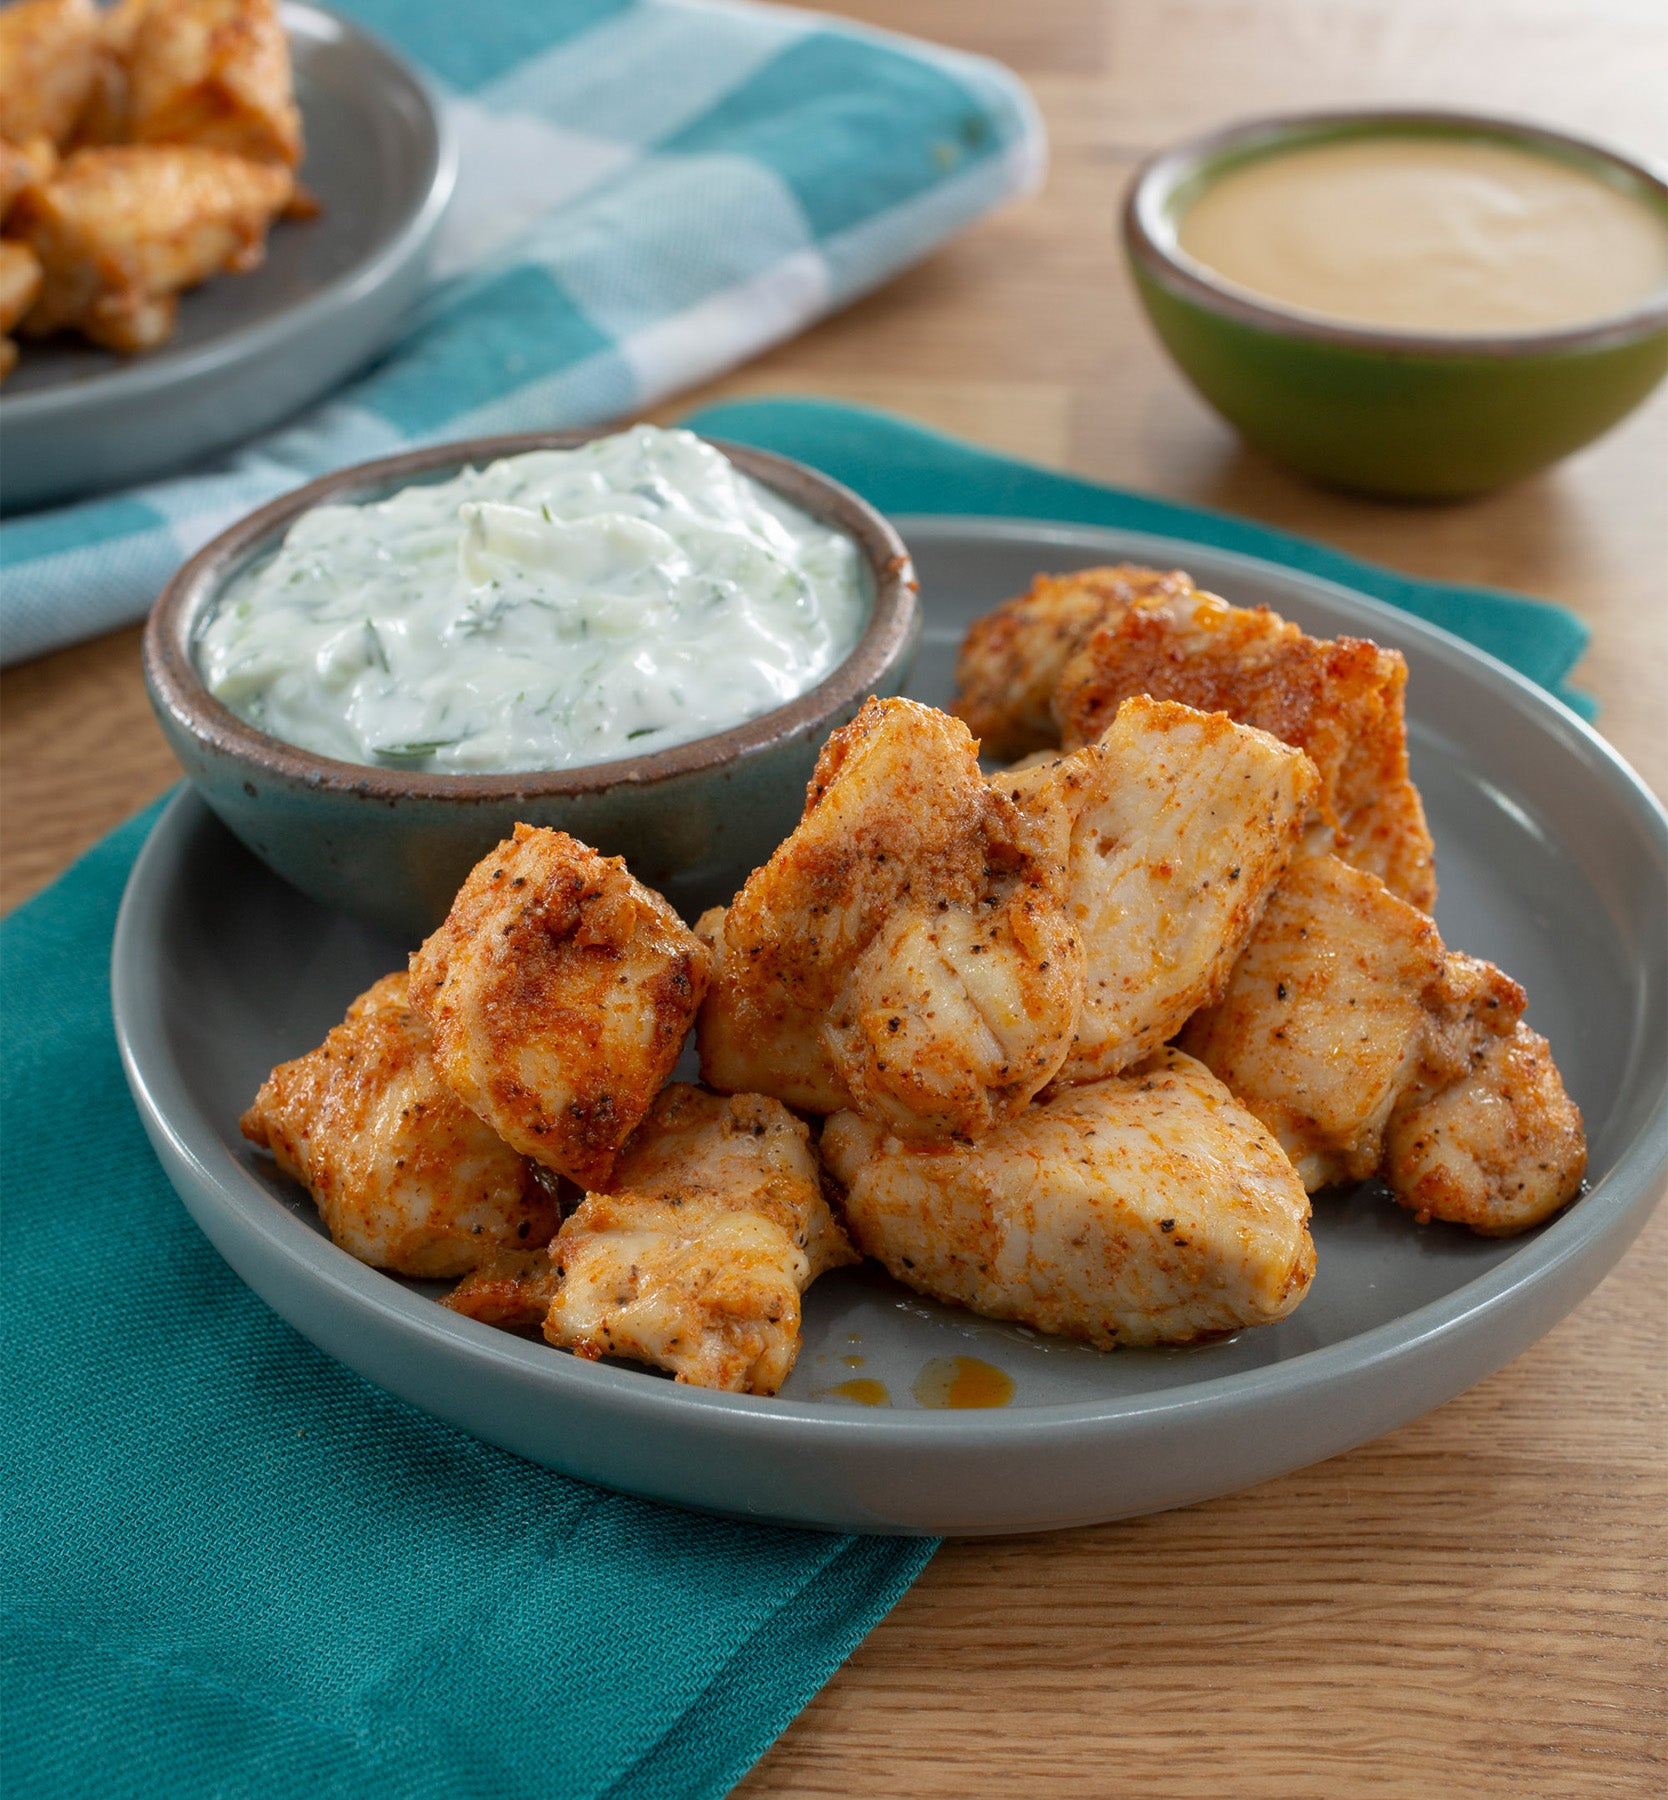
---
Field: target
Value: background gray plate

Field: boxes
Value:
[113,519,1668,1535]
[0,4,454,513]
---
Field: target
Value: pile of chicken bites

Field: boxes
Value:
[0,0,303,375]
[242,566,1588,1396]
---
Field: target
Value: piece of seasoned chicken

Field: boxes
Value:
[695,905,849,1113]
[1053,583,1437,910]
[1384,1024,1586,1236]
[240,971,562,1278]
[699,696,1083,1140]
[0,230,42,375]
[0,0,102,148]
[13,142,292,350]
[999,696,1318,1087]
[67,4,171,150]
[823,1046,1315,1347]
[126,0,301,166]
[953,565,1195,760]
[410,825,711,1191]
[1182,855,1462,1189]
[103,0,155,57]
[451,1085,857,1393]
[442,1247,564,1330]
[1181,854,1584,1234]
[1,134,58,222]
[0,240,43,335]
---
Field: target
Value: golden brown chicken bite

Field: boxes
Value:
[1,134,59,222]
[1053,583,1437,911]
[241,971,562,1278]
[695,905,849,1113]
[1001,696,1318,1088]
[0,0,102,148]
[1181,856,1515,1189]
[126,0,301,166]
[450,1086,856,1393]
[1181,855,1457,1189]
[823,1047,1315,1347]
[410,825,711,1191]
[540,1085,856,1393]
[0,240,44,335]
[1181,853,1583,1235]
[953,565,1195,760]
[64,2,157,148]
[443,1247,564,1329]
[103,0,156,57]
[699,696,1084,1141]
[1385,1024,1586,1236]
[13,143,292,350]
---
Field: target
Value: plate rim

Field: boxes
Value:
[112,515,1668,1460]
[0,1,458,427]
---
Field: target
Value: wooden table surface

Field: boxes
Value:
[3,2,1664,1794]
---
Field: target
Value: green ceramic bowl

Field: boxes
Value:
[1123,111,1668,499]
[144,431,920,944]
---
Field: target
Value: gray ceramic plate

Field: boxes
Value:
[0,4,454,513]
[112,519,1668,1536]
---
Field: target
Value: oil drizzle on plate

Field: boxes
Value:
[912,1356,1016,1410]
[824,1378,891,1407]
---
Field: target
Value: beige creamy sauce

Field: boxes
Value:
[1177,137,1668,334]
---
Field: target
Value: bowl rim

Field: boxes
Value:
[1123,107,1668,358]
[0,0,459,426]
[143,428,920,798]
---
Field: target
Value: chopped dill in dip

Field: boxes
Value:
[197,426,871,774]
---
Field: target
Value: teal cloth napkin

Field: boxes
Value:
[682,398,1595,717]
[2,401,1593,1800]
[0,804,934,1800]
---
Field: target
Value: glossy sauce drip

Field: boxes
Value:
[912,1356,1016,1410]
[826,1378,891,1407]
[1177,136,1668,334]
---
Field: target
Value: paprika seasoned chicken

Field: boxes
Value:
[448,1085,856,1394]
[953,567,1437,911]
[1181,854,1585,1234]
[410,825,711,1191]
[0,0,102,148]
[240,971,562,1278]
[0,134,57,221]
[699,695,1084,1140]
[126,0,303,167]
[0,0,304,367]
[999,696,1317,1086]
[1055,583,1436,911]
[11,142,292,350]
[0,240,43,374]
[954,564,1195,761]
[1384,1023,1586,1237]
[822,1046,1315,1347]
[0,238,43,330]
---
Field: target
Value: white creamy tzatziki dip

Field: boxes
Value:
[197,426,871,773]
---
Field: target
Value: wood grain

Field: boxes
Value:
[2,2,1663,1794]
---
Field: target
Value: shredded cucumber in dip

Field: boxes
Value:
[198,426,870,774]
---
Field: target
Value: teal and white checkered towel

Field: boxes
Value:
[0,0,1043,666]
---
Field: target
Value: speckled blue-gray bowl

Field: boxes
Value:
[142,431,920,942]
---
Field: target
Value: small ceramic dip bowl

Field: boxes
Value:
[144,430,920,943]
[1123,110,1668,499]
